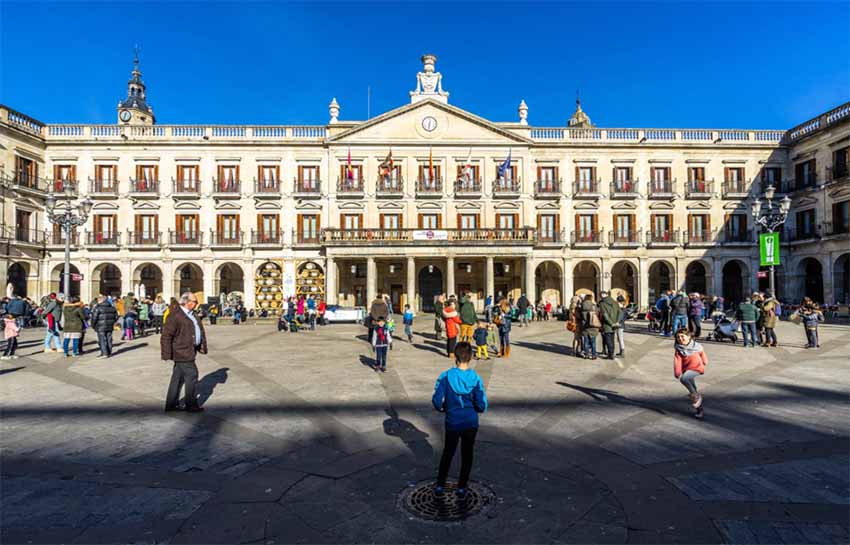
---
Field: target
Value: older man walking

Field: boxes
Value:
[90,295,118,359]
[161,292,208,412]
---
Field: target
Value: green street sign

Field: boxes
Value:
[759,232,781,266]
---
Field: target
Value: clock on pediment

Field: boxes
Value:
[414,112,447,139]
[421,116,437,132]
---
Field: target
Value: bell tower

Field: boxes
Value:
[117,47,155,125]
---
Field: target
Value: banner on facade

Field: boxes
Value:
[759,232,781,266]
[412,230,448,241]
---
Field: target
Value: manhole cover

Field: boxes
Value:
[399,480,495,522]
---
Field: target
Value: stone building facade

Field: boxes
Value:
[1,55,847,311]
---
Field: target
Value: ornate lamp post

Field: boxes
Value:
[751,185,792,295]
[45,189,93,296]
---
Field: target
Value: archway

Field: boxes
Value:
[418,265,443,312]
[296,262,325,301]
[722,260,748,304]
[610,261,636,305]
[92,263,122,298]
[216,262,245,301]
[134,263,163,299]
[834,254,850,304]
[7,262,29,297]
[799,258,824,303]
[50,264,81,298]
[648,261,673,304]
[685,261,707,296]
[256,262,284,314]
[573,260,599,299]
[175,263,203,300]
[534,261,562,305]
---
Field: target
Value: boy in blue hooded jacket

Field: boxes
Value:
[431,342,488,497]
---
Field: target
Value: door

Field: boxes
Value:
[418,266,443,312]
[390,285,402,309]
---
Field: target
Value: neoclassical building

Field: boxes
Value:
[1,54,848,312]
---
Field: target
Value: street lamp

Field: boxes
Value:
[751,185,791,296]
[45,190,93,297]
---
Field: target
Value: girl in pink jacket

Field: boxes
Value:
[3,314,21,360]
[674,328,707,419]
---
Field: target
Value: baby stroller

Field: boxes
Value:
[647,307,662,332]
[712,318,739,343]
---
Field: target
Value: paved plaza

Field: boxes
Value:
[1,317,848,544]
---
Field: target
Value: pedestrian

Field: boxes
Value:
[615,294,627,357]
[443,301,461,359]
[459,293,477,343]
[656,292,671,337]
[2,314,20,360]
[545,300,552,321]
[670,290,689,334]
[151,295,167,333]
[371,317,391,372]
[138,298,150,337]
[762,290,779,347]
[798,298,824,348]
[495,298,512,358]
[569,295,584,357]
[162,292,207,413]
[122,307,137,341]
[752,292,766,346]
[61,296,86,357]
[673,328,707,420]
[403,304,414,342]
[317,298,327,326]
[369,294,389,342]
[43,293,63,353]
[581,293,601,360]
[598,291,619,360]
[736,296,760,347]
[486,322,499,356]
[516,293,530,327]
[208,304,219,325]
[296,296,306,322]
[79,303,91,354]
[307,295,317,330]
[90,295,118,359]
[688,293,704,338]
[431,342,488,498]
[434,294,445,341]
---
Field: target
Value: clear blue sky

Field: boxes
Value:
[2,2,847,129]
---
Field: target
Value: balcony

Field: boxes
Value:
[722,180,750,199]
[293,178,322,198]
[88,179,119,198]
[46,231,79,249]
[492,178,521,197]
[336,178,365,198]
[10,170,48,195]
[454,178,482,198]
[321,228,536,245]
[85,231,121,249]
[824,221,850,238]
[646,229,680,247]
[610,180,638,199]
[376,176,405,198]
[534,179,561,199]
[129,178,159,198]
[536,228,566,246]
[126,231,162,249]
[48,179,78,195]
[292,229,322,247]
[722,230,753,245]
[685,180,714,199]
[9,227,47,247]
[684,230,717,247]
[571,230,604,248]
[793,176,819,192]
[250,229,284,247]
[254,179,281,198]
[608,230,642,248]
[648,179,676,199]
[785,227,820,243]
[572,180,603,199]
[828,167,849,184]
[172,180,201,198]
[210,230,243,248]
[168,230,203,249]
[415,177,443,197]
[211,179,241,198]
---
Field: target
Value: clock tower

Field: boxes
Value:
[117,48,155,125]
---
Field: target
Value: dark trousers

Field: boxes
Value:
[153,316,163,334]
[741,322,758,347]
[165,361,200,409]
[601,332,615,358]
[437,427,478,488]
[661,310,670,333]
[3,337,18,356]
[375,346,388,369]
[446,336,457,356]
[688,316,702,338]
[764,327,777,346]
[805,328,819,347]
[97,331,113,356]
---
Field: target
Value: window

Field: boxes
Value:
[650,214,673,241]
[575,214,597,239]
[499,164,518,184]
[340,214,362,230]
[650,167,671,192]
[381,214,401,230]
[217,214,239,240]
[53,165,76,191]
[95,165,117,191]
[688,167,705,182]
[496,213,517,230]
[796,209,816,238]
[725,214,747,241]
[725,167,746,192]
[418,214,441,229]
[297,214,320,241]
[537,214,558,241]
[299,166,320,188]
[258,214,279,236]
[458,214,478,230]
[176,214,199,236]
[832,201,849,234]
[418,165,442,185]
[93,214,118,243]
[576,166,596,191]
[833,147,849,180]
[795,159,816,188]
[137,165,159,184]
[381,166,403,189]
[613,166,633,192]
[614,214,635,241]
[339,164,363,187]
[258,166,279,188]
[456,165,480,182]
[688,214,710,241]
[217,165,239,191]
[176,165,198,190]
[15,210,31,241]
[762,167,782,186]
[135,214,158,243]
[14,156,37,187]
[538,166,557,183]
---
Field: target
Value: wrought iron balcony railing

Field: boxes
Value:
[336,178,365,195]
[11,170,49,192]
[85,231,121,247]
[49,179,78,194]
[251,229,283,246]
[172,180,201,196]
[534,179,561,197]
[212,179,241,195]
[685,180,714,198]
[536,228,565,244]
[126,231,162,247]
[722,230,753,244]
[293,178,322,195]
[130,178,159,195]
[492,178,521,194]
[254,179,281,195]
[209,230,243,247]
[454,178,482,195]
[646,229,680,246]
[168,230,204,246]
[376,176,405,196]
[292,229,322,246]
[47,231,79,247]
[610,180,638,197]
[9,227,47,245]
[648,179,675,198]
[722,179,750,198]
[684,230,717,245]
[572,180,602,197]
[415,177,443,195]
[88,179,119,196]
[608,230,642,246]
[570,230,604,246]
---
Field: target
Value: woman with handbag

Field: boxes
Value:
[581,293,601,360]
[568,295,584,358]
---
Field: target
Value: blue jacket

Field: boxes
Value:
[403,311,414,325]
[802,310,823,329]
[123,313,136,329]
[473,327,488,346]
[497,310,512,333]
[432,367,488,431]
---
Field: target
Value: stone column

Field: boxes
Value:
[712,257,723,298]
[161,260,174,300]
[823,255,834,304]
[79,259,92,303]
[562,258,573,304]
[326,257,338,305]
[524,256,536,304]
[406,257,416,311]
[677,258,689,292]
[485,256,495,301]
[202,259,215,302]
[601,258,612,293]
[283,259,296,299]
[119,259,133,298]
[366,257,377,304]
[446,256,455,296]
[639,257,650,311]
[243,261,256,309]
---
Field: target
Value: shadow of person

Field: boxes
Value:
[556,381,667,414]
[358,354,376,370]
[382,407,434,467]
[197,367,230,407]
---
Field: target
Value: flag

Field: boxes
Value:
[428,147,433,181]
[378,149,393,177]
[498,149,512,180]
[346,147,353,180]
[462,149,473,183]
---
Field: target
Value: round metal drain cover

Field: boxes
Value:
[399,480,495,522]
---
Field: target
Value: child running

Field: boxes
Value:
[431,342,488,498]
[371,317,391,372]
[673,328,708,420]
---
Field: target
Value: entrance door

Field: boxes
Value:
[418,266,443,312]
[390,284,402,309]
[354,286,365,307]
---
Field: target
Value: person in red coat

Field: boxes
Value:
[674,328,707,420]
[443,302,462,359]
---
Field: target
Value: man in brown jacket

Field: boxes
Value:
[161,292,208,412]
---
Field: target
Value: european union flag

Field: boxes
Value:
[498,150,512,178]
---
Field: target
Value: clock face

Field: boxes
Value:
[421,116,437,132]
[119,110,131,122]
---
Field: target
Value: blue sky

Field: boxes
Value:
[2,2,847,129]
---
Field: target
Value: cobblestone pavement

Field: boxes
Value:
[1,317,848,544]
